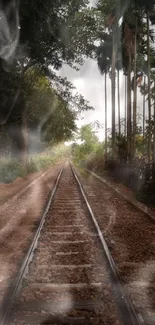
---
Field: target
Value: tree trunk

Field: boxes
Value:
[20,113,28,167]
[127,55,132,162]
[7,123,28,165]
[133,19,137,158]
[105,72,107,162]
[125,74,127,136]
[111,30,116,157]
[147,11,151,161]
[153,81,155,164]
[117,69,121,136]
[0,125,5,157]
[7,99,28,167]
[143,76,146,151]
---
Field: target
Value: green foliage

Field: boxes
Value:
[0,0,95,164]
[0,142,72,183]
[136,135,144,155]
[0,158,26,183]
[24,68,77,146]
[27,156,55,173]
[72,124,102,164]
[0,155,56,183]
[80,124,98,143]
[51,143,71,159]
[42,97,77,145]
[24,68,55,128]
[19,0,97,70]
[0,67,81,156]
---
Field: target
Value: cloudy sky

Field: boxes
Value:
[58,0,148,141]
[60,58,144,141]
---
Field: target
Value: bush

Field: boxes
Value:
[83,152,155,206]
[0,155,55,183]
[136,164,155,205]
[0,158,26,183]
[86,155,105,173]
[27,156,55,173]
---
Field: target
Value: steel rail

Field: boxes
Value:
[0,162,143,325]
[70,163,142,325]
[0,165,64,325]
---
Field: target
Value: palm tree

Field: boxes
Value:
[143,76,146,146]
[96,0,120,158]
[117,69,121,136]
[133,17,137,158]
[105,72,107,161]
[123,17,133,161]
[122,8,143,160]
[127,53,132,161]
[96,34,112,159]
[96,0,155,162]
[116,49,122,137]
[111,30,117,155]
[147,11,152,161]
[153,80,155,164]
[125,74,127,136]
[136,0,155,161]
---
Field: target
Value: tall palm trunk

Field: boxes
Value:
[143,76,146,151]
[125,74,127,136]
[111,30,116,157]
[133,18,137,158]
[153,81,155,166]
[117,69,121,136]
[127,55,132,161]
[147,11,151,161]
[105,72,107,162]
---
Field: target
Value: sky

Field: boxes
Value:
[60,59,144,141]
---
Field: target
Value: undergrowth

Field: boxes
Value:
[0,155,56,183]
[73,152,155,206]
[84,155,155,206]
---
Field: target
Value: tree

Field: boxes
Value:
[72,124,100,162]
[134,0,155,161]
[143,76,146,147]
[80,124,98,145]
[0,66,92,160]
[122,11,134,161]
[96,33,111,160]
[116,45,122,137]
[105,72,108,161]
[133,17,138,158]
[147,11,152,160]
[96,0,119,157]
[18,0,97,71]
[0,0,96,164]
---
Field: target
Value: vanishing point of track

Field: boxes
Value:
[0,162,142,325]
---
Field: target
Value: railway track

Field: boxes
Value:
[75,166,155,325]
[0,162,142,325]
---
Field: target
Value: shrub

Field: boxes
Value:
[0,155,55,183]
[0,158,26,183]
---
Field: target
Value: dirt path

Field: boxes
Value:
[0,163,62,304]
[0,168,52,206]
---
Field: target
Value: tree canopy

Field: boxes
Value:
[0,0,96,162]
